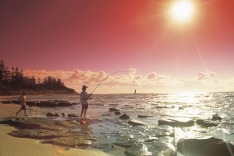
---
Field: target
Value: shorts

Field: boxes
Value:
[82,104,88,110]
[20,105,26,110]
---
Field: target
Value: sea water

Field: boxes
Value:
[1,92,234,155]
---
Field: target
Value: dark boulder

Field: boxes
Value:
[115,111,121,115]
[46,112,60,117]
[119,114,130,120]
[109,108,119,112]
[68,113,79,117]
[177,136,234,156]
[158,118,194,127]
[211,114,222,121]
[196,119,218,127]
[128,119,145,126]
[138,115,153,118]
[203,141,234,156]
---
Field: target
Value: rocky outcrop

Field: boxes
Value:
[2,100,77,107]
[0,117,98,148]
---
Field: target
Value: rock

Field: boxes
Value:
[2,119,42,129]
[0,118,15,124]
[54,100,73,107]
[42,137,93,148]
[154,106,169,109]
[119,114,130,120]
[54,120,77,128]
[196,119,218,127]
[115,111,121,115]
[41,101,58,107]
[2,100,20,104]
[138,115,153,118]
[125,142,175,156]
[2,101,11,104]
[27,100,74,107]
[211,114,222,121]
[177,136,221,155]
[1,117,76,131]
[128,119,145,126]
[3,117,98,149]
[109,108,119,112]
[55,113,62,117]
[113,140,135,148]
[68,113,79,117]
[46,112,59,117]
[203,141,234,156]
[61,112,67,117]
[158,118,194,127]
[27,101,41,106]
[9,129,68,139]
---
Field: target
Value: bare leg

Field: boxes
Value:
[24,110,28,116]
[84,109,87,118]
[16,109,22,116]
[80,108,84,117]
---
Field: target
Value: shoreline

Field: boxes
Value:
[0,104,111,156]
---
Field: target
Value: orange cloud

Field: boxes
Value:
[24,69,234,94]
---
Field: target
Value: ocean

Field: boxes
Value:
[1,92,234,155]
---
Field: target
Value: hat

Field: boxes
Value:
[82,85,88,90]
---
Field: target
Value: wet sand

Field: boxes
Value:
[0,104,111,156]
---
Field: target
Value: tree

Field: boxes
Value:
[0,60,5,88]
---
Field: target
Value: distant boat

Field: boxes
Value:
[134,89,136,94]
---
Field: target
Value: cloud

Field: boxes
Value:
[196,71,217,81]
[146,72,156,79]
[24,69,234,94]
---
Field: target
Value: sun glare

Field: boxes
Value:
[170,0,195,22]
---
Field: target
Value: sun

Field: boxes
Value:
[170,0,195,23]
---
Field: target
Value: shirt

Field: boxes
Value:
[80,91,89,105]
[19,95,26,106]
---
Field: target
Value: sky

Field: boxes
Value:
[1,0,234,94]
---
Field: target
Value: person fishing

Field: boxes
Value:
[79,71,128,118]
[16,91,28,116]
[80,85,92,118]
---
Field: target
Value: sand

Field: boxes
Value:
[0,104,112,156]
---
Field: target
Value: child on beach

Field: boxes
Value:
[16,91,28,116]
[80,85,92,118]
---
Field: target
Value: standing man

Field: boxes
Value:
[16,91,28,116]
[80,85,92,118]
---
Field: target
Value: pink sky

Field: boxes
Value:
[1,0,234,93]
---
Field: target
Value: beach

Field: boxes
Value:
[1,93,234,156]
[0,103,111,156]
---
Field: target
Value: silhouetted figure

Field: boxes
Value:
[80,85,92,118]
[134,89,136,94]
[16,92,28,116]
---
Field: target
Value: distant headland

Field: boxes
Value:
[0,59,77,95]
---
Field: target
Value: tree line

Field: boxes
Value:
[0,59,75,95]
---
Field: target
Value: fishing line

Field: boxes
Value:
[90,70,129,95]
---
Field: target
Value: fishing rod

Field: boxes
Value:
[90,70,129,95]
